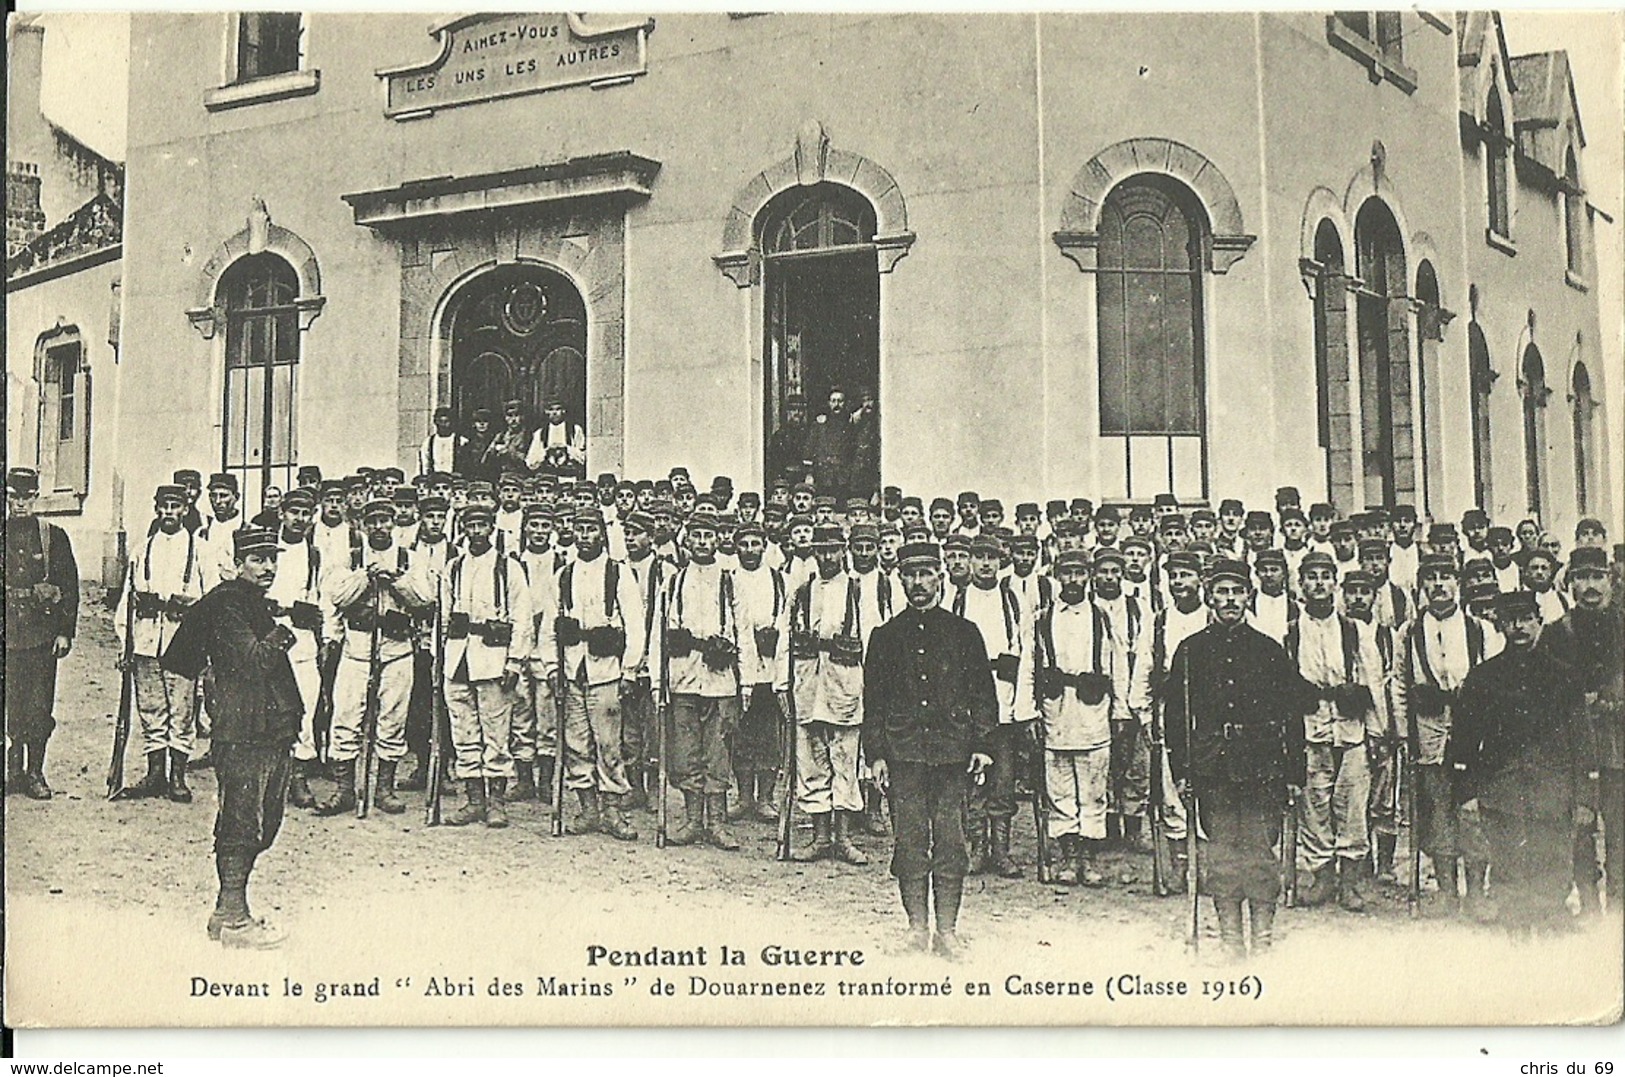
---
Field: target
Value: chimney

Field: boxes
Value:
[7,22,49,167]
[7,162,46,263]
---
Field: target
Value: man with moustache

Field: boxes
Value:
[261,487,327,809]
[727,521,792,824]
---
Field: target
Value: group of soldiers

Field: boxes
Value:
[7,455,1622,958]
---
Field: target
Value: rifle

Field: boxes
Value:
[551,614,569,838]
[1031,719,1051,884]
[1147,708,1177,897]
[776,593,800,861]
[1405,739,1420,918]
[106,583,136,799]
[314,636,340,762]
[357,580,383,818]
[424,601,446,826]
[655,602,671,849]
[1183,657,1200,955]
[1281,786,1300,907]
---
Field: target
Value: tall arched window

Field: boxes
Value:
[1485,90,1512,238]
[1468,321,1495,511]
[1311,220,1354,509]
[1414,261,1445,514]
[1353,198,1413,507]
[1520,343,1549,515]
[1097,175,1207,500]
[221,252,300,508]
[1572,361,1597,515]
[1563,148,1585,278]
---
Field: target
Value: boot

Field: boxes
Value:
[1214,897,1247,961]
[21,739,52,800]
[484,778,509,829]
[569,788,602,835]
[989,817,1022,878]
[795,812,834,861]
[1248,900,1276,955]
[931,875,967,961]
[666,791,704,846]
[707,794,742,851]
[374,761,406,815]
[208,852,254,941]
[1374,832,1398,884]
[897,878,931,953]
[398,756,428,792]
[1299,863,1335,907]
[863,783,890,836]
[443,779,487,827]
[537,756,556,806]
[314,759,357,816]
[220,919,288,950]
[1463,859,1495,923]
[287,760,317,809]
[831,810,868,865]
[602,794,639,841]
[1051,835,1080,886]
[1338,856,1368,913]
[1431,856,1461,915]
[167,749,193,803]
[511,761,537,802]
[752,773,780,823]
[727,770,755,822]
[1123,815,1153,854]
[968,819,990,875]
[122,750,169,800]
[1077,838,1107,888]
[624,765,647,811]
[5,741,26,794]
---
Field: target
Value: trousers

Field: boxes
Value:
[967,721,1030,823]
[510,672,555,764]
[213,742,292,857]
[1416,763,1488,863]
[1366,738,1406,836]
[1484,808,1575,930]
[444,678,515,780]
[1196,781,1282,902]
[4,644,58,746]
[730,684,782,772]
[796,721,863,815]
[133,655,197,755]
[890,761,971,882]
[620,677,655,767]
[1108,718,1151,818]
[563,679,629,796]
[329,653,412,763]
[671,694,737,795]
[289,652,322,763]
[1045,746,1110,839]
[1299,741,1372,871]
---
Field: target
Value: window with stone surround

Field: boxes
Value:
[236,13,303,81]
[1485,89,1513,246]
[221,252,301,510]
[1563,147,1586,283]
[1520,343,1549,517]
[1327,12,1416,93]
[1468,320,1495,512]
[1571,361,1596,516]
[35,333,90,501]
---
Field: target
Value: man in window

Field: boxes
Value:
[526,399,586,480]
[455,408,499,485]
[418,407,460,477]
[803,388,857,506]
[767,394,811,489]
[5,468,79,800]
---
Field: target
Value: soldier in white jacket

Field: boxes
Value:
[263,487,328,809]
[726,522,791,824]
[115,484,209,803]
[1032,551,1129,886]
[438,504,533,828]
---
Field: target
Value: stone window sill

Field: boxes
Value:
[36,490,85,515]
[1485,228,1517,257]
[204,69,320,112]
[1565,269,1589,293]
[1325,18,1417,94]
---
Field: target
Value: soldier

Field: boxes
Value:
[1357,539,1409,631]
[805,387,857,505]
[942,534,974,593]
[417,406,459,476]
[1306,503,1337,555]
[438,504,532,828]
[173,468,205,533]
[1215,498,1247,559]
[849,520,896,835]
[1242,510,1275,562]
[727,521,791,823]
[1032,551,1127,886]
[1164,557,1307,961]
[1538,546,1623,914]
[401,493,454,793]
[198,472,246,589]
[1007,534,1054,618]
[1403,551,1498,915]
[1092,547,1154,857]
[1461,508,1491,557]
[1288,553,1386,911]
[495,472,526,550]
[1450,591,1593,937]
[617,511,665,810]
[1120,536,1159,609]
[262,487,326,809]
[4,468,79,799]
[116,484,208,802]
[1127,505,1155,543]
[863,541,997,958]
[315,497,435,816]
[1330,520,1359,571]
[951,535,1036,877]
[1520,548,1569,625]
[160,526,300,949]
[767,394,811,486]
[1388,505,1421,595]
[1279,508,1313,584]
[1341,570,1405,886]
[790,525,869,863]
[927,497,956,541]
[953,491,981,538]
[538,507,646,836]
[1248,549,1297,645]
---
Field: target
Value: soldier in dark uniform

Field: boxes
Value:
[1449,590,1594,937]
[863,542,997,960]
[1535,546,1622,913]
[767,394,812,488]
[5,467,80,799]
[160,527,302,949]
[1164,557,1306,961]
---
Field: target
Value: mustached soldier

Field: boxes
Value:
[439,503,534,827]
[263,487,327,809]
[727,521,791,824]
[619,510,667,810]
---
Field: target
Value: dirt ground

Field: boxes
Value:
[5,594,1621,1028]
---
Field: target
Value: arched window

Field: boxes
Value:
[762,183,876,256]
[1485,90,1511,238]
[1414,261,1445,514]
[1468,321,1495,511]
[1097,175,1207,500]
[221,252,300,508]
[1563,148,1585,278]
[1572,361,1597,515]
[1311,220,1354,509]
[1353,198,1413,507]
[1520,343,1549,515]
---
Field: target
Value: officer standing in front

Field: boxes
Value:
[5,467,79,799]
[1164,558,1306,961]
[863,541,997,960]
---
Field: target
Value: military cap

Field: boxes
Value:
[793,482,816,496]
[173,468,202,485]
[621,510,654,534]
[1357,538,1389,557]
[342,474,368,491]
[1417,552,1458,577]
[232,526,280,558]
[419,496,450,514]
[1426,522,1458,542]
[1045,499,1068,517]
[878,520,904,537]
[1071,498,1094,515]
[154,483,187,504]
[1094,505,1120,523]
[786,514,815,530]
[902,524,933,543]
[1486,525,1514,543]
[503,398,524,414]
[1576,518,1607,539]
[1205,557,1251,585]
[761,503,788,520]
[318,479,346,496]
[1340,570,1377,590]
[1299,551,1338,575]
[1308,502,1337,521]
[670,467,691,481]
[1349,512,1373,529]
[1053,550,1092,572]
[1464,580,1501,603]
[685,509,721,533]
[738,491,761,507]
[1274,486,1301,506]
[6,467,40,496]
[433,405,453,419]
[654,479,675,496]
[1218,498,1244,514]
[1009,532,1039,550]
[424,471,453,486]
[634,479,655,492]
[1492,590,1539,618]
[393,485,419,504]
[980,498,1004,514]
[1186,540,1215,557]
[521,503,553,521]
[1153,493,1178,509]
[358,466,378,478]
[249,508,280,529]
[1165,551,1203,574]
[450,476,469,491]
[1461,508,1490,528]
[1391,504,1418,521]
[497,471,525,488]
[466,480,496,499]
[882,485,903,498]
[900,495,924,511]
[813,495,837,510]
[280,487,316,511]
[1569,547,1609,575]
[1523,547,1558,569]
[1363,506,1390,523]
[1252,548,1287,569]
[1461,557,1497,581]
[969,535,1002,557]
[572,506,606,527]
[207,471,239,493]
[811,524,846,548]
[848,523,880,543]
[694,493,721,511]
[1092,546,1126,568]
[734,522,767,541]
[942,534,973,553]
[1245,510,1274,528]
[361,497,396,520]
[767,477,790,492]
[1329,520,1356,536]
[296,466,323,486]
[1280,507,1307,525]
[460,503,497,525]
[1190,508,1216,524]
[846,497,871,512]
[898,542,942,568]
[929,497,954,513]
[1128,505,1153,521]
[956,490,981,506]
[785,393,807,406]
[1158,512,1188,532]
[1120,535,1156,554]
[378,467,406,484]
[1051,518,1078,537]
